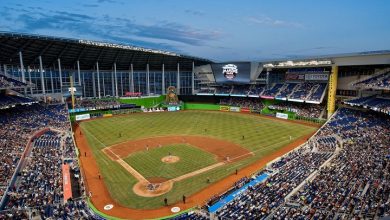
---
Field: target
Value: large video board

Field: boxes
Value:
[211,62,251,84]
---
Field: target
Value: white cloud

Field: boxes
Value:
[247,15,304,28]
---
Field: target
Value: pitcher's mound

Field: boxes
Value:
[161,156,180,163]
[133,180,173,197]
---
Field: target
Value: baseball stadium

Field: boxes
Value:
[0,2,390,220]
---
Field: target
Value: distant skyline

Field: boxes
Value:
[0,0,389,61]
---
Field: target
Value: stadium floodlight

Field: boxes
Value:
[275,60,332,67]
[78,39,178,56]
[263,63,274,68]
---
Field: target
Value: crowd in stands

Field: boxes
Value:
[204,108,390,220]
[219,97,264,111]
[262,83,284,97]
[272,108,390,219]
[0,103,99,219]
[215,150,332,219]
[0,94,36,109]
[354,71,390,89]
[248,85,265,97]
[73,98,121,110]
[0,104,70,203]
[289,83,316,100]
[268,102,324,118]
[345,95,390,115]
[197,82,327,103]
[6,131,63,210]
[0,74,27,89]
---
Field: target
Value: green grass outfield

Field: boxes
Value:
[80,110,317,209]
[124,144,217,179]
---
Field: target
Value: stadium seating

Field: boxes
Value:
[219,97,264,111]
[262,83,284,97]
[207,108,390,219]
[248,84,266,97]
[271,109,390,219]
[353,71,390,89]
[345,96,390,115]
[215,86,232,95]
[0,94,36,109]
[0,104,97,219]
[74,98,121,110]
[275,83,298,100]
[289,82,316,101]
[231,85,251,96]
[306,83,327,102]
[268,102,324,119]
[196,82,327,104]
[0,73,28,89]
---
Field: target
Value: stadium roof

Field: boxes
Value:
[0,32,212,71]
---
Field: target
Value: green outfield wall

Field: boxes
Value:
[183,103,221,110]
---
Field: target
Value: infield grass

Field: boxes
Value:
[124,144,217,179]
[80,110,317,209]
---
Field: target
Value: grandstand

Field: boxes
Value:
[0,31,389,220]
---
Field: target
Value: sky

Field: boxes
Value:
[0,0,389,61]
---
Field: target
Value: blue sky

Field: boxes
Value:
[0,0,389,61]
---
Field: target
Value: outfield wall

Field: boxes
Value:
[183,103,221,110]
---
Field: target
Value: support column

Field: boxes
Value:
[130,64,134,93]
[3,65,7,77]
[19,51,26,94]
[96,61,101,99]
[191,61,195,95]
[114,63,118,97]
[146,64,150,96]
[57,58,63,89]
[162,64,165,94]
[177,63,180,95]
[92,69,96,97]
[120,72,123,96]
[28,66,33,95]
[327,66,338,118]
[18,51,26,83]
[38,56,46,102]
[50,69,54,93]
[82,72,86,98]
[77,60,81,86]
[102,72,106,97]
[266,69,270,90]
[111,70,115,96]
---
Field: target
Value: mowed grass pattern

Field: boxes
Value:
[80,111,317,209]
[124,144,217,179]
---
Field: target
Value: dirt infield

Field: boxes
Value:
[103,135,252,162]
[74,121,316,219]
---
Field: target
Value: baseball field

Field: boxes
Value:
[75,110,318,218]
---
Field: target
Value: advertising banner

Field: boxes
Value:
[240,107,251,113]
[285,73,305,81]
[276,112,288,120]
[229,106,241,112]
[305,73,329,81]
[168,106,180,111]
[75,114,90,121]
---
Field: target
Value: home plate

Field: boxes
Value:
[104,204,114,210]
[171,207,180,213]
